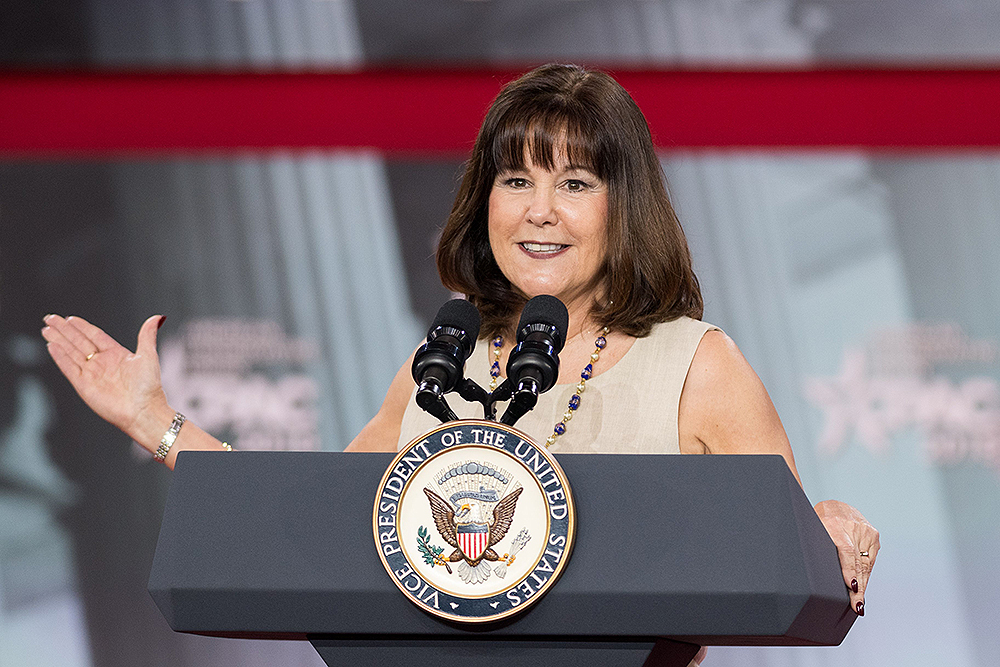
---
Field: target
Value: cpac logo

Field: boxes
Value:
[805,323,1000,473]
[159,319,320,451]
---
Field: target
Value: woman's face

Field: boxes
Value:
[488,147,608,317]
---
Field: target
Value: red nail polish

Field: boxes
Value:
[851,578,859,593]
[856,601,865,616]
[157,316,166,329]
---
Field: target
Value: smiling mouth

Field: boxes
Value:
[519,242,568,254]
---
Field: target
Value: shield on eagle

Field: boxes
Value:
[457,522,489,561]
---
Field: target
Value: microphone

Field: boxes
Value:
[412,299,481,423]
[498,295,569,426]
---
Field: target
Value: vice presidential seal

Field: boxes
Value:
[373,420,575,623]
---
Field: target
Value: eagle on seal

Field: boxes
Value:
[423,486,523,583]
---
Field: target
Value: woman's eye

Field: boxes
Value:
[505,177,528,188]
[565,179,589,192]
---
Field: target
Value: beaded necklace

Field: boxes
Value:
[489,327,609,448]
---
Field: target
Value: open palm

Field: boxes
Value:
[41,314,169,440]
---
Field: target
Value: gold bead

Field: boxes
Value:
[591,352,600,362]
[562,410,573,422]
[576,381,586,393]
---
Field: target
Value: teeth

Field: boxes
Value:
[521,242,564,253]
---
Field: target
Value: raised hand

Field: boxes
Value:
[41,314,170,443]
[814,499,880,616]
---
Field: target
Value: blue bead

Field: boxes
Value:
[490,361,501,377]
[554,422,566,435]
[581,364,593,380]
[596,336,607,349]
[569,395,581,410]
[493,336,503,347]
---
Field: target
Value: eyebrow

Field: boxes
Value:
[496,163,597,175]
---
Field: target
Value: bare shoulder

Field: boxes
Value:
[678,331,801,481]
[682,330,750,389]
[346,352,415,452]
[677,331,755,449]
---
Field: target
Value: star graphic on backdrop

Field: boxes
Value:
[803,349,901,456]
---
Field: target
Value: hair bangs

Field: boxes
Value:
[490,108,604,178]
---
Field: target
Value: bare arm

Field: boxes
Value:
[345,353,415,452]
[43,313,419,461]
[41,314,229,469]
[678,331,801,481]
[678,330,880,616]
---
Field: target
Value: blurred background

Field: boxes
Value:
[2,1,999,666]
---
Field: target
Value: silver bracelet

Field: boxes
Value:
[153,412,187,463]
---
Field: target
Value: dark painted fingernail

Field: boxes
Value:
[157,316,166,329]
[851,578,858,593]
[856,601,865,616]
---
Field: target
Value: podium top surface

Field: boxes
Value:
[149,451,853,646]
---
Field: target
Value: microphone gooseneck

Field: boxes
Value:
[497,295,569,426]
[412,299,481,423]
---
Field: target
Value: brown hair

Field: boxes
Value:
[437,63,703,339]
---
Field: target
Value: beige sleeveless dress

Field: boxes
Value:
[397,316,717,667]
[398,316,719,454]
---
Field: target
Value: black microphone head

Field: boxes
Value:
[412,299,482,396]
[516,295,569,352]
[430,298,481,355]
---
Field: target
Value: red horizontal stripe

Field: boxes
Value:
[2,68,1000,156]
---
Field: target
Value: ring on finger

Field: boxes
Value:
[860,551,870,557]
[85,351,96,361]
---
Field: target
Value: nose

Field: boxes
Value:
[525,187,556,226]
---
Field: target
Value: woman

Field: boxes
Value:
[41,65,878,633]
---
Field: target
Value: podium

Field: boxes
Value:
[149,451,855,666]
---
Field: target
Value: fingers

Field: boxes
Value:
[136,315,166,358]
[855,531,880,607]
[42,315,95,366]
[42,313,151,364]
[828,521,865,615]
[64,315,121,352]
[834,540,864,615]
[846,531,879,617]
[815,500,878,617]
[45,338,82,380]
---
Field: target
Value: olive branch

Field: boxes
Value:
[417,526,452,573]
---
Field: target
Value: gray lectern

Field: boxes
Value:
[149,451,854,667]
